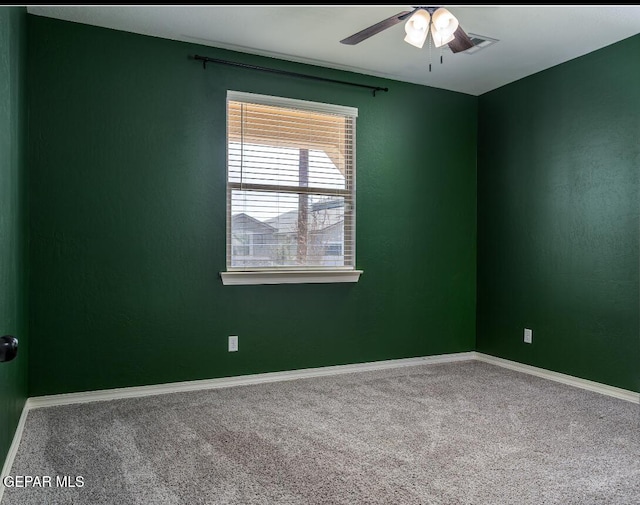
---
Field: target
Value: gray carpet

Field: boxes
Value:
[3,361,639,505]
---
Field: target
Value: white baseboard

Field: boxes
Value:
[28,352,476,409]
[23,351,640,410]
[474,352,639,404]
[0,399,30,503]
[3,349,637,501]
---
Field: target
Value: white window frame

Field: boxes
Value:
[221,91,362,286]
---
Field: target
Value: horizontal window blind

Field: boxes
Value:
[227,91,357,271]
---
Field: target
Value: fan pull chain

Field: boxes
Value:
[428,30,432,72]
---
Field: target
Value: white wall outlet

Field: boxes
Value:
[524,328,533,344]
[228,335,238,352]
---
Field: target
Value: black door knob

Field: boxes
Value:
[0,335,18,363]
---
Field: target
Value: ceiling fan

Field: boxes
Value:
[340,6,474,54]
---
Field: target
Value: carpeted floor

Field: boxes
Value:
[2,361,639,504]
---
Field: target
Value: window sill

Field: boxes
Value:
[220,269,363,286]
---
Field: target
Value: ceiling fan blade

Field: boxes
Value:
[340,10,412,45]
[448,25,474,53]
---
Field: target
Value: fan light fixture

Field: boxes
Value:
[404,9,431,48]
[404,7,459,49]
[339,6,475,67]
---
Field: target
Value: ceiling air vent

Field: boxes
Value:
[462,34,499,54]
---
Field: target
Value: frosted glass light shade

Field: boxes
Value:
[430,8,459,48]
[431,28,455,48]
[404,9,431,49]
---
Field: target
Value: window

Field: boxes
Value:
[221,91,362,285]
[325,243,343,256]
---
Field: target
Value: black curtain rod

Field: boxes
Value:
[193,55,388,97]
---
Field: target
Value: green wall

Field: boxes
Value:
[477,35,640,392]
[0,7,28,465]
[27,16,477,396]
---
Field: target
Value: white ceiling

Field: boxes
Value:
[26,5,640,96]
